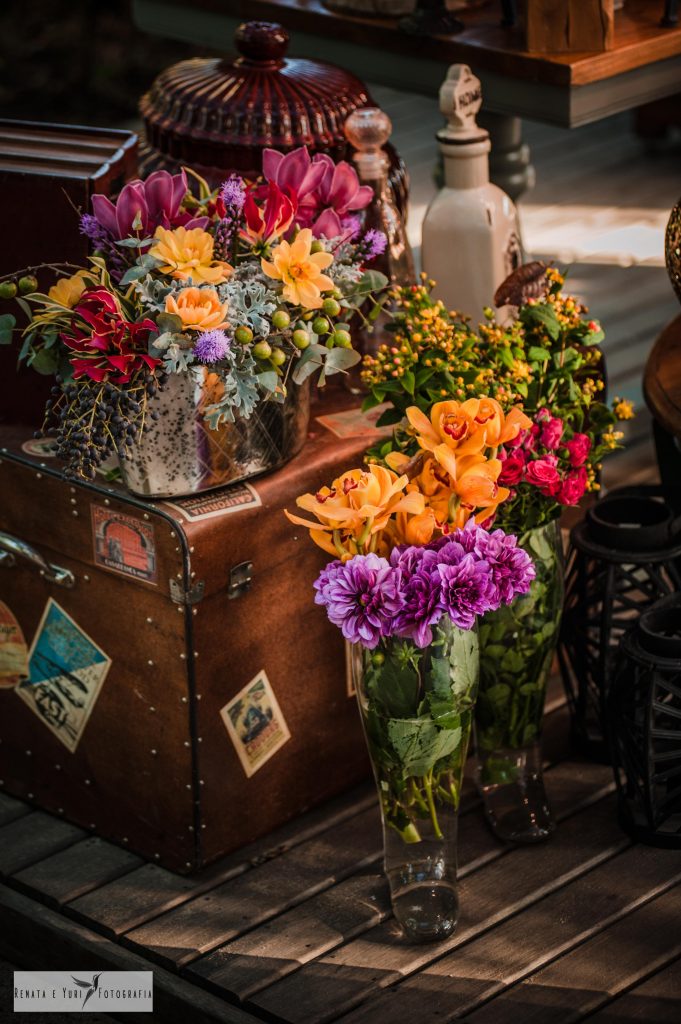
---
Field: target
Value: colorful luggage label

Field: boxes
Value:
[0,601,29,689]
[220,670,291,778]
[91,505,158,584]
[15,599,112,752]
[164,482,262,522]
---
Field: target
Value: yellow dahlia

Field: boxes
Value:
[150,226,232,285]
[261,228,334,310]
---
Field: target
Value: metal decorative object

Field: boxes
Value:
[120,372,310,499]
[558,486,681,761]
[609,593,681,847]
[138,20,408,215]
[665,196,681,305]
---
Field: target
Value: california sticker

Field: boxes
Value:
[220,671,291,778]
[0,602,29,689]
[16,599,112,752]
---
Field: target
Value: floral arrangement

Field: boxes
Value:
[362,268,634,535]
[3,148,388,479]
[286,407,534,843]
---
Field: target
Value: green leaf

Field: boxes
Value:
[257,370,278,392]
[402,369,415,395]
[155,312,184,335]
[0,313,15,345]
[375,407,404,427]
[527,346,551,362]
[324,347,360,375]
[366,652,420,719]
[386,718,463,777]
[28,347,60,375]
[498,346,515,370]
[521,303,561,341]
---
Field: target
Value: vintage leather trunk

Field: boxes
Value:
[0,121,138,428]
[0,396,382,872]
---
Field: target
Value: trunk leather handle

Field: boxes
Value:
[0,530,75,588]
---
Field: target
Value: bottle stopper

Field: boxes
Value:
[344,107,391,180]
[437,64,488,145]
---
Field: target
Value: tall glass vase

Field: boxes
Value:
[350,618,478,942]
[475,520,564,843]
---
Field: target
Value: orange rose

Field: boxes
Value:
[165,287,229,332]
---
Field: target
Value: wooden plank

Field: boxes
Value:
[335,841,681,1024]
[585,956,681,1023]
[66,780,376,938]
[0,812,86,877]
[187,759,612,1004]
[0,790,31,827]
[122,806,384,969]
[246,778,623,1023]
[462,882,681,1024]
[11,836,143,907]
[0,882,262,1024]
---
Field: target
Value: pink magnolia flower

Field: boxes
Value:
[565,433,592,467]
[524,456,561,497]
[263,146,373,239]
[91,169,208,241]
[499,450,526,485]
[557,466,588,505]
[540,416,564,450]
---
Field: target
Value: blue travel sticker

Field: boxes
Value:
[15,599,111,752]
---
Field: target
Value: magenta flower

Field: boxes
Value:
[437,555,495,630]
[393,568,444,648]
[540,416,564,450]
[557,466,588,505]
[565,433,591,467]
[91,169,208,241]
[524,456,561,497]
[478,530,536,607]
[315,554,403,649]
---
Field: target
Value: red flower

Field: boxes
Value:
[557,466,588,505]
[524,456,561,497]
[499,450,526,485]
[241,183,297,245]
[565,433,591,467]
[540,416,564,451]
[63,288,159,384]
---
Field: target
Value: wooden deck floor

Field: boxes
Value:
[2,674,680,1024]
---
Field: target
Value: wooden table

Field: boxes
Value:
[132,0,681,196]
[3,678,681,1023]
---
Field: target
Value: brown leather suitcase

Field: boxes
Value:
[0,121,138,427]
[0,394,382,872]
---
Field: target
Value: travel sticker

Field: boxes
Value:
[16,599,112,752]
[164,482,261,522]
[220,670,291,778]
[0,602,29,689]
[21,437,58,459]
[92,504,158,584]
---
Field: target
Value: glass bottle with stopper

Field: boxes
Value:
[422,65,522,323]
[343,107,415,391]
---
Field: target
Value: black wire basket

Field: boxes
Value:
[558,486,681,761]
[608,593,681,847]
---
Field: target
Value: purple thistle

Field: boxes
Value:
[357,228,387,262]
[437,554,495,630]
[79,213,126,281]
[193,329,231,364]
[479,530,536,608]
[213,218,234,263]
[220,176,246,209]
[315,554,403,650]
[393,568,444,649]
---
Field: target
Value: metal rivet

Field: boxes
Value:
[196,694,202,701]
[55,764,62,771]
[177,606,183,613]
[176,572,182,579]
[189,546,195,553]
[150,749,157,756]
[70,487,76,494]
[193,651,199,658]
[35,472,42,480]
[181,696,188,703]
[89,823,96,829]
[170,532,176,539]
[147,659,154,666]
[185,862,192,869]
[27,792,34,799]
[122,837,129,843]
[188,825,194,832]
[149,706,156,712]
[192,608,198,616]
[183,741,190,747]
[201,824,206,830]
[58,807,64,814]
[83,574,90,582]
[104,498,110,506]
[154,853,160,860]
[70,497,76,505]
[199,780,205,786]
[146,616,153,624]
[185,784,191,790]
[72,510,79,517]
[198,737,203,743]
[84,779,91,785]
[180,653,186,660]
[25,750,31,756]
[175,546,181,553]
[190,571,196,578]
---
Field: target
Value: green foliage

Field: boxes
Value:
[0,314,16,346]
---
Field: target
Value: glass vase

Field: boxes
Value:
[475,520,564,843]
[350,618,478,942]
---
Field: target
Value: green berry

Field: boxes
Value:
[292,330,310,350]
[235,326,254,345]
[322,297,341,317]
[333,329,352,349]
[18,275,38,295]
[371,651,385,667]
[0,281,17,300]
[271,310,290,331]
[312,317,330,335]
[310,240,325,254]
[252,340,272,360]
[270,347,287,367]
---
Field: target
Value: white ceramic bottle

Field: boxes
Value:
[422,64,523,322]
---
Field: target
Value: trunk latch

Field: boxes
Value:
[228,561,253,599]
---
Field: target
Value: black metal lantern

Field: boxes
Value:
[608,593,681,847]
[558,486,681,761]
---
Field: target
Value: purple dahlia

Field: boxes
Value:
[393,567,444,649]
[438,553,495,630]
[480,529,536,607]
[315,554,403,649]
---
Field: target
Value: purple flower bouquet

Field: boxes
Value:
[314,522,534,941]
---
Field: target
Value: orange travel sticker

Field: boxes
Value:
[0,601,29,689]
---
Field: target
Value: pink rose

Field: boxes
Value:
[499,450,526,485]
[557,466,588,505]
[540,416,564,451]
[523,424,541,452]
[505,428,526,449]
[565,433,591,467]
[524,456,561,497]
